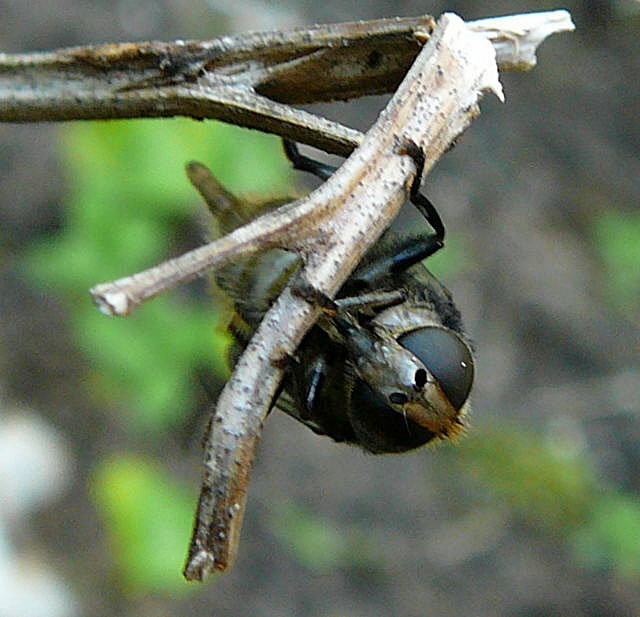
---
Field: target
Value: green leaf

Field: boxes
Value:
[270,501,346,572]
[91,455,196,594]
[593,210,640,314]
[20,118,287,432]
[572,493,640,580]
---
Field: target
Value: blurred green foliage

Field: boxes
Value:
[271,501,346,572]
[455,424,640,582]
[23,119,289,432]
[91,455,195,593]
[573,492,640,579]
[593,210,640,315]
[270,500,381,573]
[20,118,289,592]
[457,426,594,530]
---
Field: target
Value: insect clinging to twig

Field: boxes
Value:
[188,138,474,453]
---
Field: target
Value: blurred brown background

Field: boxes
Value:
[0,1,639,616]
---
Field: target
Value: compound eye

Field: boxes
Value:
[398,327,474,410]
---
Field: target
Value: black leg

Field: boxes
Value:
[282,139,337,182]
[335,289,405,312]
[284,138,446,290]
[396,138,445,242]
[291,277,361,340]
[291,278,339,313]
[283,137,445,242]
[349,236,444,290]
[378,236,443,273]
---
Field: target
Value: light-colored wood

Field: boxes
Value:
[0,11,573,155]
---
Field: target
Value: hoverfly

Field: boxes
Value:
[190,139,474,454]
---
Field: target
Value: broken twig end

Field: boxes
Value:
[90,287,131,316]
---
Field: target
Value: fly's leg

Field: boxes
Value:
[349,235,444,291]
[283,138,444,243]
[349,139,448,290]
[283,137,445,242]
[282,139,337,181]
[292,279,400,338]
[291,279,339,312]
[291,279,353,331]
[396,138,445,243]
[285,136,448,299]
[335,289,405,312]
[293,278,404,317]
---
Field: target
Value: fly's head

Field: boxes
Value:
[345,319,474,440]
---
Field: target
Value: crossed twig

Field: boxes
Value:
[0,9,574,578]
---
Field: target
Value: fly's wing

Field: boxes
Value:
[187,159,296,237]
[220,249,300,329]
[187,160,301,326]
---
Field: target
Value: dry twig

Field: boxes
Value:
[0,11,573,155]
[0,8,574,579]
[184,12,503,579]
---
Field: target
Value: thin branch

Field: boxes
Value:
[0,16,432,155]
[183,12,503,580]
[0,11,574,155]
[91,10,574,315]
[0,8,574,580]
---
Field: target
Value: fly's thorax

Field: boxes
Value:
[370,303,445,335]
